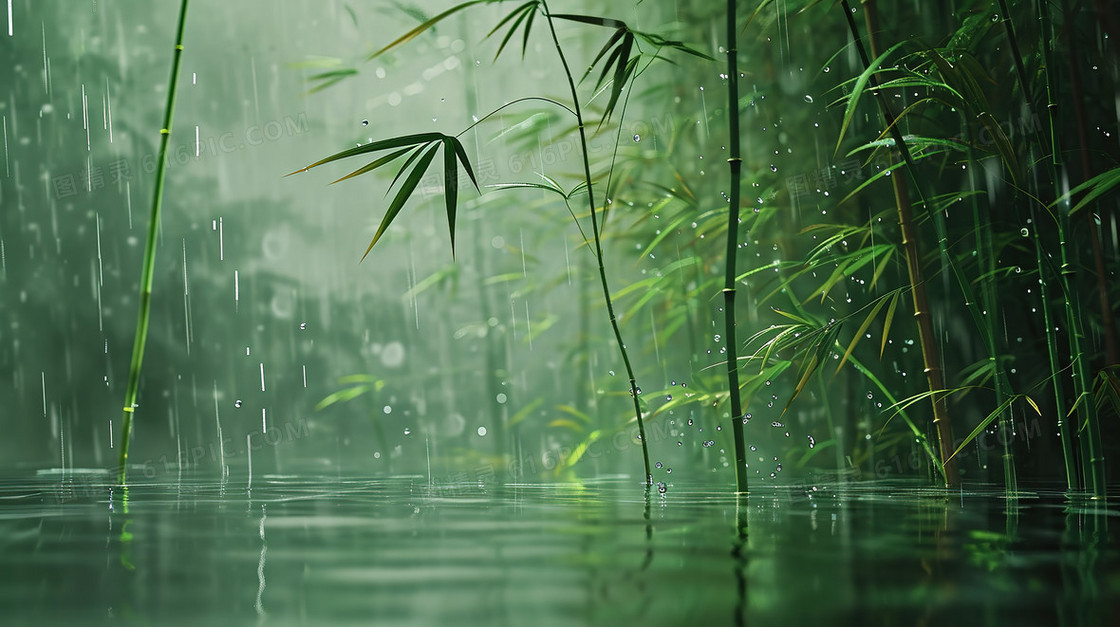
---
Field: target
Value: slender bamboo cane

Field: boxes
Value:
[844,0,958,486]
[964,129,1017,492]
[541,0,652,486]
[116,0,190,485]
[1059,0,1108,494]
[1004,0,1105,495]
[723,0,749,494]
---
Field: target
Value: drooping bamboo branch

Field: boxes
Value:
[723,0,749,494]
[117,0,190,485]
[540,0,652,486]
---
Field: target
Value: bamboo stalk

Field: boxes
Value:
[1006,0,1105,495]
[1059,0,1110,495]
[1057,0,1120,367]
[1009,0,1078,491]
[723,0,749,494]
[116,0,190,485]
[844,0,958,486]
[541,0,652,486]
[964,127,1017,492]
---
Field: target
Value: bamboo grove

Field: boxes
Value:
[285,0,1120,494]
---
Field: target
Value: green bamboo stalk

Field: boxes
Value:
[963,127,1017,492]
[1005,0,1104,494]
[1058,0,1108,494]
[723,0,749,494]
[844,0,958,486]
[541,0,652,486]
[1004,0,1078,491]
[116,0,190,485]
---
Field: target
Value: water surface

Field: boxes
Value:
[1,471,1116,626]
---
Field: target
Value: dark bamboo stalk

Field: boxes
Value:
[723,0,749,494]
[1020,0,1079,490]
[117,0,190,485]
[1061,0,1118,367]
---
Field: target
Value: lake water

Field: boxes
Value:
[1,470,1116,626]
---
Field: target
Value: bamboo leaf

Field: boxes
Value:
[869,247,895,290]
[508,397,545,427]
[559,429,602,470]
[315,385,370,411]
[486,1,537,60]
[836,294,891,374]
[386,142,436,193]
[443,138,459,255]
[306,68,359,94]
[370,0,488,59]
[362,143,440,261]
[555,404,593,423]
[329,146,414,185]
[880,290,899,357]
[585,26,627,83]
[1053,166,1120,215]
[945,394,1021,463]
[550,13,625,29]
[836,40,908,157]
[633,31,714,60]
[450,136,480,191]
[287,132,443,175]
[547,418,586,432]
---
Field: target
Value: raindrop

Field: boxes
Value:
[803,95,813,103]
[477,426,487,436]
[633,134,641,142]
[1020,227,1029,237]
[234,400,242,408]
[380,341,405,367]
[657,481,667,494]
[361,119,368,126]
[655,461,664,469]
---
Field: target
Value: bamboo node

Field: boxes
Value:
[160,128,170,135]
